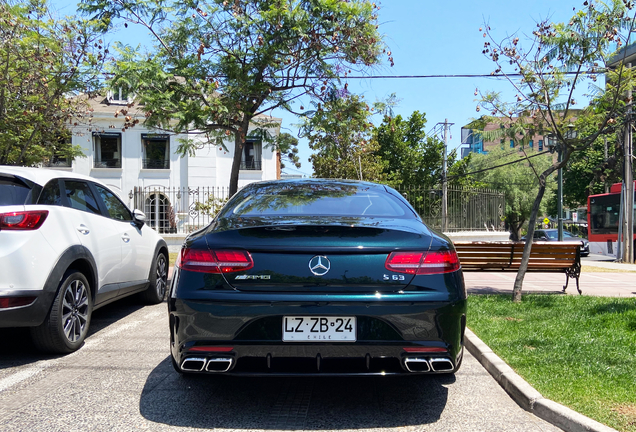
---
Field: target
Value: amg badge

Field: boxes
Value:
[235,275,271,280]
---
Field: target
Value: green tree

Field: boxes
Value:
[301,92,387,181]
[375,111,472,189]
[477,0,636,301]
[79,0,388,195]
[468,147,555,240]
[0,0,105,166]
[560,117,624,209]
[271,132,300,170]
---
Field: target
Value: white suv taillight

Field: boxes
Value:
[385,250,460,275]
[176,248,254,273]
[0,210,49,230]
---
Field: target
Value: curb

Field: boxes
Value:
[465,328,618,432]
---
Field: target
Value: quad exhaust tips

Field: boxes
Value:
[205,357,233,372]
[429,358,454,372]
[404,357,454,373]
[181,357,207,372]
[404,358,431,372]
[181,357,234,373]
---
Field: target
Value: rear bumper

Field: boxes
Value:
[0,289,54,328]
[169,293,466,375]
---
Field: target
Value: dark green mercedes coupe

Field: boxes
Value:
[169,179,466,376]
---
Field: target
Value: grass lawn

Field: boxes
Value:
[468,294,636,432]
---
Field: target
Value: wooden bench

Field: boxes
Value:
[454,241,582,294]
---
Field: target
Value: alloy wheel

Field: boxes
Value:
[61,279,89,343]
[155,254,168,298]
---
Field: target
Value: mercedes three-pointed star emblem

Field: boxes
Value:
[309,255,331,276]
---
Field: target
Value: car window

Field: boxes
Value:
[563,231,575,238]
[64,180,101,215]
[37,180,63,206]
[0,175,39,205]
[226,185,412,218]
[533,231,542,239]
[544,231,558,239]
[94,185,132,221]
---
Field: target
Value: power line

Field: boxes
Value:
[99,71,602,81]
[448,150,552,179]
[272,71,604,80]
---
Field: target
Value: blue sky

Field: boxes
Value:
[52,0,585,176]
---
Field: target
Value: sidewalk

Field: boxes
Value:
[464,257,636,297]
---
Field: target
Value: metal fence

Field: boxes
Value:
[132,186,231,234]
[133,184,505,235]
[394,185,506,232]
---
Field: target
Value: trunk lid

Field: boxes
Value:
[206,218,433,293]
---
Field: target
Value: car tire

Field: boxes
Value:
[31,271,92,354]
[140,251,168,304]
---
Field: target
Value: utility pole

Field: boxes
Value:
[442,119,449,232]
[557,146,564,241]
[624,65,634,263]
[604,137,609,194]
[433,119,454,232]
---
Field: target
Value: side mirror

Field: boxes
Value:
[132,209,146,229]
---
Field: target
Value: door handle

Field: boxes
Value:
[122,233,130,243]
[77,225,90,235]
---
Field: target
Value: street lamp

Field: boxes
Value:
[547,130,565,242]
[548,124,577,242]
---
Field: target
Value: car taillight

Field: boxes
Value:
[0,211,48,230]
[176,248,254,273]
[0,297,36,309]
[385,250,460,275]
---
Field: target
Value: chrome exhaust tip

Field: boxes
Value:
[429,357,454,372]
[205,357,233,373]
[181,357,206,372]
[404,357,431,372]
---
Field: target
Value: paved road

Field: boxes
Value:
[0,298,561,432]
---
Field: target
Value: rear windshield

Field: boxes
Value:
[0,176,39,206]
[223,183,416,219]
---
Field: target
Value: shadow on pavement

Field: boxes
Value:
[139,356,452,429]
[0,296,150,369]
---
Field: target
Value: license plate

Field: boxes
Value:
[283,316,356,342]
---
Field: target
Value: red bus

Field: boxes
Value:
[587,181,636,243]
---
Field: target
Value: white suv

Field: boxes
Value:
[0,166,168,353]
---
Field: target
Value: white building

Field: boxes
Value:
[54,94,281,235]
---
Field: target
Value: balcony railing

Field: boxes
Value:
[240,160,262,170]
[45,158,72,168]
[143,158,170,169]
[94,159,121,168]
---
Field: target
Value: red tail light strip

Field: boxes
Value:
[188,346,234,353]
[403,347,448,353]
[385,250,460,275]
[0,211,48,230]
[177,248,254,273]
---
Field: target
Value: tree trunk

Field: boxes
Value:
[511,149,569,302]
[512,179,548,302]
[229,124,249,196]
[508,220,524,241]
